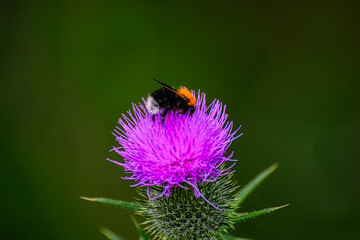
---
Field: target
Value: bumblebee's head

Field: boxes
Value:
[178,87,196,107]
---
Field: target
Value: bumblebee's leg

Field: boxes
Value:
[152,114,156,122]
[161,108,170,124]
[189,107,195,116]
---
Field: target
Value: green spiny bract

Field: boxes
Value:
[136,174,238,240]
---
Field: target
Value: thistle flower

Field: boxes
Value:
[82,89,287,240]
[109,91,241,210]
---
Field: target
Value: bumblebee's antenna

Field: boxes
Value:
[153,79,174,90]
[153,78,187,101]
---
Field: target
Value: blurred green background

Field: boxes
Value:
[1,1,359,239]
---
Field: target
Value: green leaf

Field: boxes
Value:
[130,215,150,240]
[100,226,125,240]
[233,204,289,223]
[80,196,142,211]
[233,163,279,208]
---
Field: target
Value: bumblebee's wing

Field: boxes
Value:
[153,79,188,101]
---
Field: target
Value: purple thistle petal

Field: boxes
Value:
[109,91,241,209]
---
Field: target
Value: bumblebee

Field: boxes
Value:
[146,79,196,122]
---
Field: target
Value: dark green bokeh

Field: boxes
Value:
[1,1,359,239]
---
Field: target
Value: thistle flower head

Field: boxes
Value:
[109,91,241,209]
